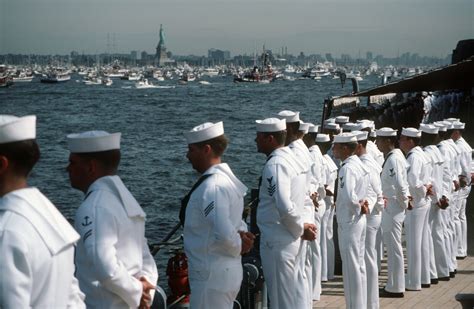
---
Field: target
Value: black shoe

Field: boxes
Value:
[439,277,450,281]
[449,272,455,278]
[456,256,466,260]
[422,283,431,288]
[431,279,439,285]
[379,289,404,298]
[454,269,457,274]
[405,288,421,292]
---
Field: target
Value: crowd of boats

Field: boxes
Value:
[0,59,429,89]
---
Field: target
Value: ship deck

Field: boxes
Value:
[313,255,474,308]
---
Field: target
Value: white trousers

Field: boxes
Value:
[376,221,384,273]
[295,238,312,309]
[338,216,367,309]
[189,263,242,309]
[430,203,449,278]
[458,186,470,257]
[323,196,336,281]
[310,202,325,301]
[444,199,457,272]
[365,215,381,309]
[405,203,430,290]
[261,239,300,309]
[450,192,460,270]
[381,200,405,293]
[320,200,330,282]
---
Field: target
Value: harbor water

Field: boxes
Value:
[1,75,381,281]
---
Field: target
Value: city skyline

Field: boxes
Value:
[2,0,472,57]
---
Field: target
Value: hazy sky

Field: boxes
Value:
[1,0,473,57]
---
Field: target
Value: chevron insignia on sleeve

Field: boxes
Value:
[389,168,396,177]
[204,201,215,217]
[267,176,276,196]
[83,229,92,243]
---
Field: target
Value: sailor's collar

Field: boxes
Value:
[86,175,146,218]
[0,188,79,255]
[203,163,248,196]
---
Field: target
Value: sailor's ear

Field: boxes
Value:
[0,155,9,175]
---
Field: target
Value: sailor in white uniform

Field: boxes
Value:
[316,133,338,281]
[354,130,383,309]
[419,124,449,283]
[303,123,326,301]
[0,115,85,308]
[366,129,384,271]
[376,127,409,298]
[255,117,314,309]
[182,121,254,309]
[443,119,462,274]
[436,120,461,277]
[432,121,455,281]
[277,111,317,309]
[399,128,433,291]
[67,131,158,308]
[356,120,384,167]
[333,132,369,309]
[450,121,472,259]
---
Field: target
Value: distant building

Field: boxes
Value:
[155,24,175,67]
[366,51,373,61]
[325,53,334,62]
[208,48,230,64]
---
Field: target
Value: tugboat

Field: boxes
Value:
[40,68,71,83]
[0,65,13,87]
[234,50,274,83]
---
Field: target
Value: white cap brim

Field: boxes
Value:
[67,131,121,153]
[0,115,36,144]
[184,121,224,144]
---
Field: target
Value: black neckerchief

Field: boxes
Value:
[382,151,394,169]
[179,174,213,227]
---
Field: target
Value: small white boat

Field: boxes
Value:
[40,72,71,83]
[102,77,113,86]
[13,75,34,82]
[202,68,219,77]
[199,81,211,85]
[135,79,157,89]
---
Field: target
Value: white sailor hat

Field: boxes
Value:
[420,124,439,134]
[333,132,357,144]
[299,121,310,133]
[277,110,300,123]
[376,127,397,137]
[421,91,429,97]
[356,120,374,130]
[67,130,121,153]
[343,122,358,131]
[325,123,340,131]
[433,122,448,132]
[335,115,349,124]
[184,121,224,144]
[351,130,368,141]
[256,118,286,132]
[369,131,377,138]
[444,118,460,123]
[308,124,319,133]
[452,121,465,130]
[401,127,421,138]
[324,118,336,124]
[316,133,330,143]
[0,115,36,144]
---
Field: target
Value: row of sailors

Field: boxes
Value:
[314,114,472,308]
[422,91,464,123]
[0,111,471,309]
